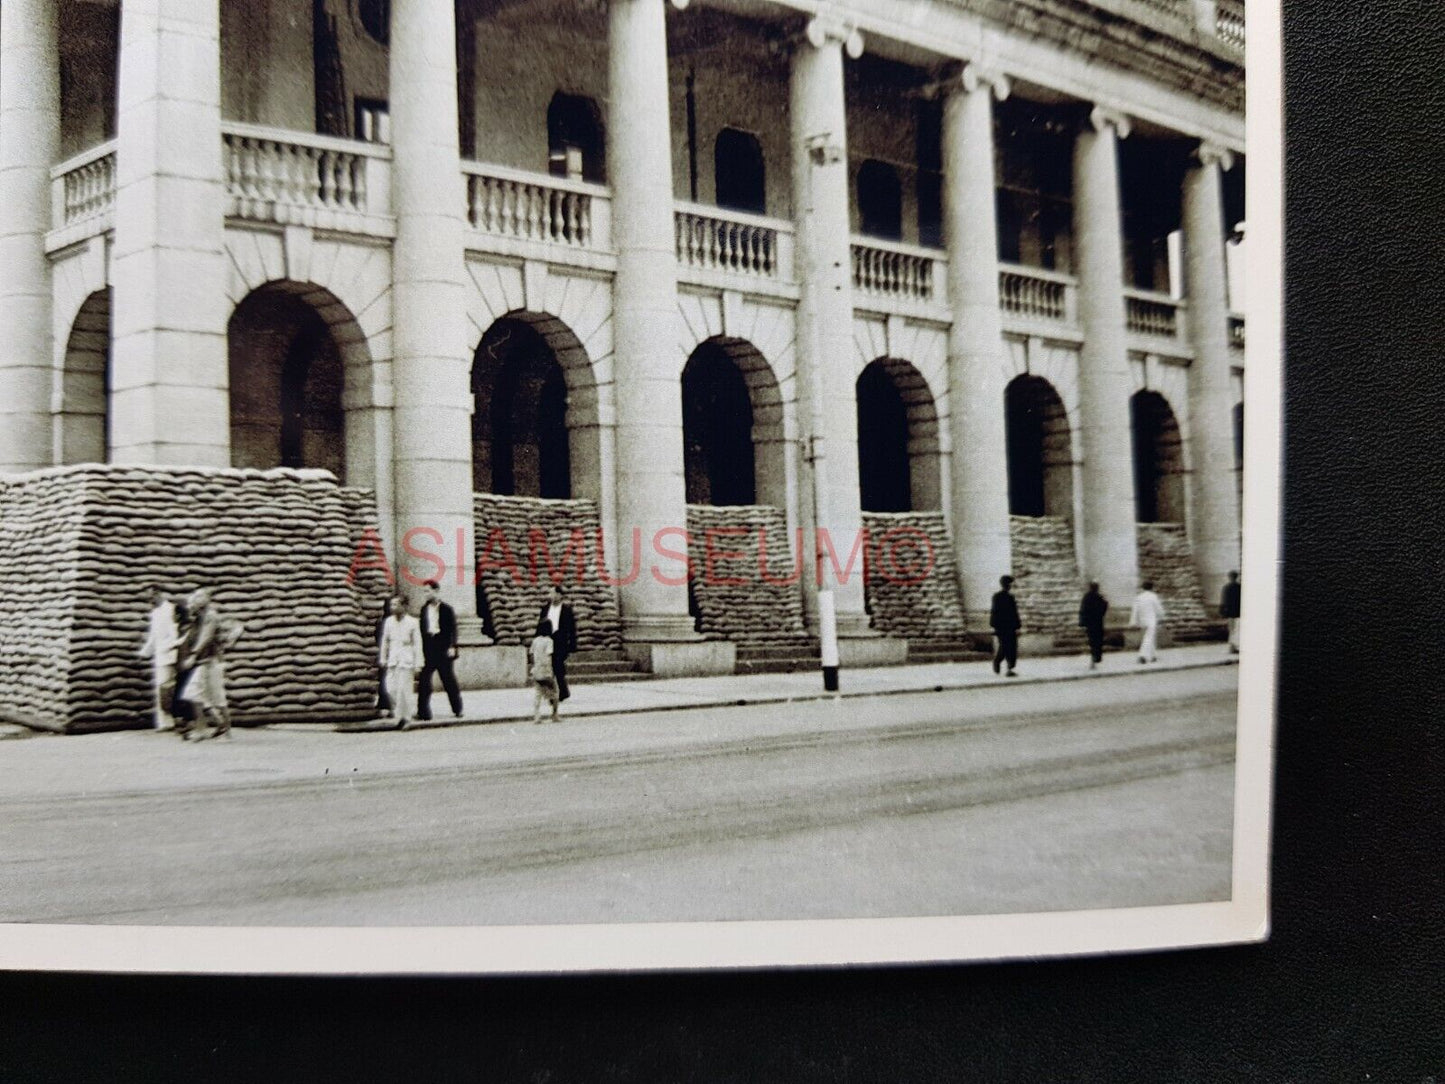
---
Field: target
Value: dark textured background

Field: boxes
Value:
[2,0,1442,1078]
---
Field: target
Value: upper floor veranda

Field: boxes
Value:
[45,0,1247,354]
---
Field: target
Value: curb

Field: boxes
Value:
[330,655,1239,735]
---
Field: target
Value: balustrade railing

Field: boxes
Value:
[224,124,388,226]
[1216,0,1245,48]
[1125,289,1184,338]
[851,238,941,304]
[998,263,1076,323]
[675,203,790,280]
[52,141,117,229]
[464,163,607,250]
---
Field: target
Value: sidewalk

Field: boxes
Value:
[332,643,1239,734]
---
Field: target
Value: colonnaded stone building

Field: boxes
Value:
[0,0,1246,729]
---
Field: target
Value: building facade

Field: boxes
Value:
[0,0,1246,682]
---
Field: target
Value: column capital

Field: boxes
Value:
[1194,140,1236,171]
[801,13,864,58]
[1087,105,1133,139]
[959,61,1010,101]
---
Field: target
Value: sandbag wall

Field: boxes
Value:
[1009,514,1084,634]
[1136,523,1214,638]
[860,511,968,639]
[0,465,382,733]
[473,493,622,649]
[0,472,85,728]
[684,505,806,642]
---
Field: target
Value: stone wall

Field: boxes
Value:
[1136,522,1213,637]
[1009,515,1084,633]
[685,505,806,642]
[861,511,968,639]
[0,465,382,733]
[473,492,622,650]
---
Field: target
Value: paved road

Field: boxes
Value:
[0,667,1236,925]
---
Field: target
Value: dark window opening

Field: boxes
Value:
[1005,376,1072,518]
[857,363,911,513]
[1130,390,1186,524]
[358,0,389,45]
[682,345,755,506]
[548,92,606,184]
[473,318,572,500]
[857,159,903,241]
[714,128,766,215]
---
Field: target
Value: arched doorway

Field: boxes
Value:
[56,288,112,465]
[856,358,941,513]
[548,92,605,184]
[682,345,751,506]
[1131,390,1186,524]
[1005,375,1073,518]
[471,317,577,499]
[714,128,766,215]
[228,285,347,479]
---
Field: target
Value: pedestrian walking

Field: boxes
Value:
[378,593,424,730]
[1130,581,1167,664]
[138,586,180,729]
[374,597,394,719]
[990,575,1022,678]
[529,618,561,724]
[1079,581,1109,670]
[416,580,464,721]
[1220,570,1242,654]
[176,588,236,740]
[536,584,578,702]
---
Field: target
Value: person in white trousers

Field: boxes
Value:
[378,593,424,730]
[1130,581,1167,664]
[138,586,180,729]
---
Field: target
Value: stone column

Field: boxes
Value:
[1072,106,1140,608]
[0,0,61,473]
[790,15,880,654]
[608,0,724,676]
[1182,141,1241,604]
[941,64,1014,627]
[108,0,229,465]
[388,0,479,621]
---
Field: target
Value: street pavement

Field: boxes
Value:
[0,659,1238,926]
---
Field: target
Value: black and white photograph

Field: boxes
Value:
[0,0,1275,973]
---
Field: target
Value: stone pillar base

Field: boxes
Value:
[837,635,908,668]
[624,640,736,677]
[454,644,528,689]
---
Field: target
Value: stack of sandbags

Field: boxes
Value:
[473,492,622,649]
[338,486,393,614]
[684,505,806,643]
[860,511,968,639]
[0,472,86,730]
[1136,523,1213,637]
[1009,514,1084,633]
[0,464,383,733]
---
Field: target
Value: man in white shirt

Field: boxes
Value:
[1129,580,1167,664]
[138,586,179,729]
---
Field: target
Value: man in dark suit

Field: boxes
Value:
[416,580,463,721]
[1220,570,1242,654]
[990,574,1022,678]
[1079,581,1110,670]
[537,585,579,702]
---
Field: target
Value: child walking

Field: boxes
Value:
[530,618,560,724]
